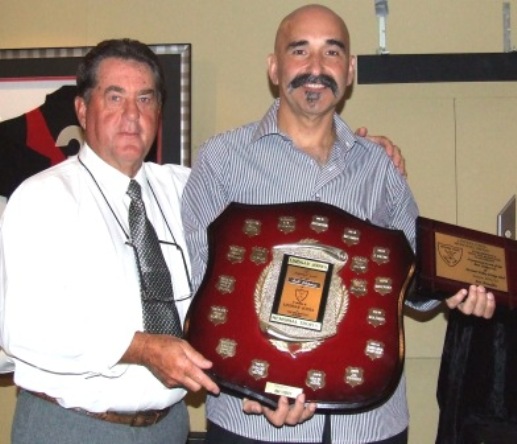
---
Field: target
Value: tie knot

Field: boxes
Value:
[127,179,142,200]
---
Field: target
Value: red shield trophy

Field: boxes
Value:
[185,201,415,411]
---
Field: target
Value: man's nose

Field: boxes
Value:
[307,53,324,75]
[123,99,140,120]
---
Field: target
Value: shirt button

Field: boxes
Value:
[314,195,321,201]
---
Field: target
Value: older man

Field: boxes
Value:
[0,38,218,444]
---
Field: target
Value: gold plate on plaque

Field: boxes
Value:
[216,275,236,294]
[278,216,296,234]
[216,338,237,359]
[249,359,269,380]
[227,245,245,263]
[351,256,369,274]
[350,278,368,297]
[372,247,390,265]
[342,228,361,246]
[209,306,228,325]
[306,369,326,391]
[345,367,364,387]
[374,277,393,295]
[365,340,384,360]
[243,219,262,237]
[250,246,269,265]
[367,308,386,327]
[311,215,329,233]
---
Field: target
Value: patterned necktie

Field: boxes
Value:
[127,179,182,337]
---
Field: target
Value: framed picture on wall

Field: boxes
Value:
[0,43,191,198]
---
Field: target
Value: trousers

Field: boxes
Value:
[12,389,189,444]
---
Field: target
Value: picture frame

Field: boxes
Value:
[0,43,191,167]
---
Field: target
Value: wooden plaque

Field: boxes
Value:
[416,216,517,308]
[185,202,415,411]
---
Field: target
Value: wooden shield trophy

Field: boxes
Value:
[185,201,415,411]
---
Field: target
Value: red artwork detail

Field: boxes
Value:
[26,108,66,165]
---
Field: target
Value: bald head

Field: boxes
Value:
[267,3,355,125]
[274,4,350,56]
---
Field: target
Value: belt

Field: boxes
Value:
[26,390,170,427]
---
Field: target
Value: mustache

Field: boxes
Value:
[288,74,338,95]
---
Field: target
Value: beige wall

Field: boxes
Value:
[2,1,517,443]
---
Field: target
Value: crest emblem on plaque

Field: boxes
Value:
[437,242,463,267]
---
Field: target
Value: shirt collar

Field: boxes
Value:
[78,143,146,198]
[251,98,358,154]
[251,99,283,142]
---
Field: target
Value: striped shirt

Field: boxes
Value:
[182,99,435,443]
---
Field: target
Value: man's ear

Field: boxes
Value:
[74,96,87,130]
[347,55,357,86]
[267,53,279,86]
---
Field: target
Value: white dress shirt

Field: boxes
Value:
[0,144,191,412]
[0,195,14,373]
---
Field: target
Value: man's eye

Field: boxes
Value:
[327,48,345,57]
[139,96,152,104]
[108,94,122,103]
